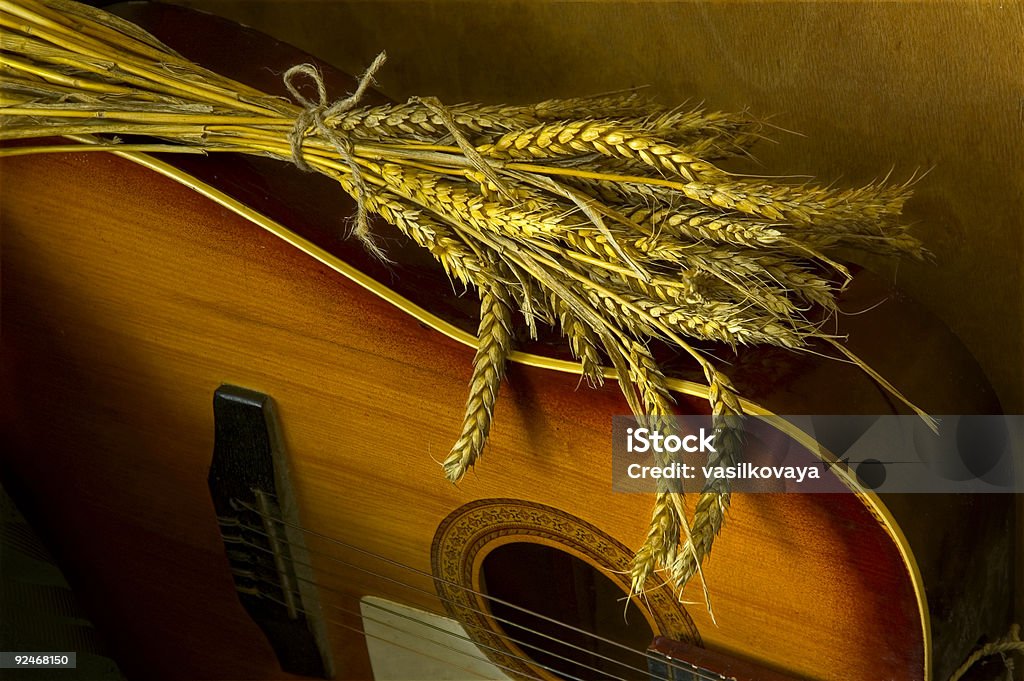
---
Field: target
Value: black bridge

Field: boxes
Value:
[208,385,333,679]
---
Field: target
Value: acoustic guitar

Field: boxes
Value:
[0,5,1013,680]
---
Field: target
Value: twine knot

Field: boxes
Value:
[284,52,387,259]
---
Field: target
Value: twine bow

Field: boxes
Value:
[284,52,388,259]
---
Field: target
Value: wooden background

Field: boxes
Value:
[144,0,1024,668]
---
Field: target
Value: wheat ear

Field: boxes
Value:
[443,285,515,482]
[668,370,744,592]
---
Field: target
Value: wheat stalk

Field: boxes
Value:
[0,0,933,610]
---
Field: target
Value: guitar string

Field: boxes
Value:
[234,500,724,681]
[233,498,717,679]
[236,493,681,659]
[253,588,530,681]
[230,500,726,681]
[356,593,588,681]
[238,545,639,681]
[233,517,724,681]
[267,589,544,680]
[234,527,673,681]
[250,555,719,681]
[234,524,688,679]
[269,563,716,681]
[253,578,564,681]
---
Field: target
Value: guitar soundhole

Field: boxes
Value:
[432,499,699,680]
[481,543,653,680]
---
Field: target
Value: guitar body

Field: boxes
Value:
[0,6,1012,681]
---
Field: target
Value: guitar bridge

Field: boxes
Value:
[208,385,333,678]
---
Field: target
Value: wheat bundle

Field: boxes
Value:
[0,0,930,607]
